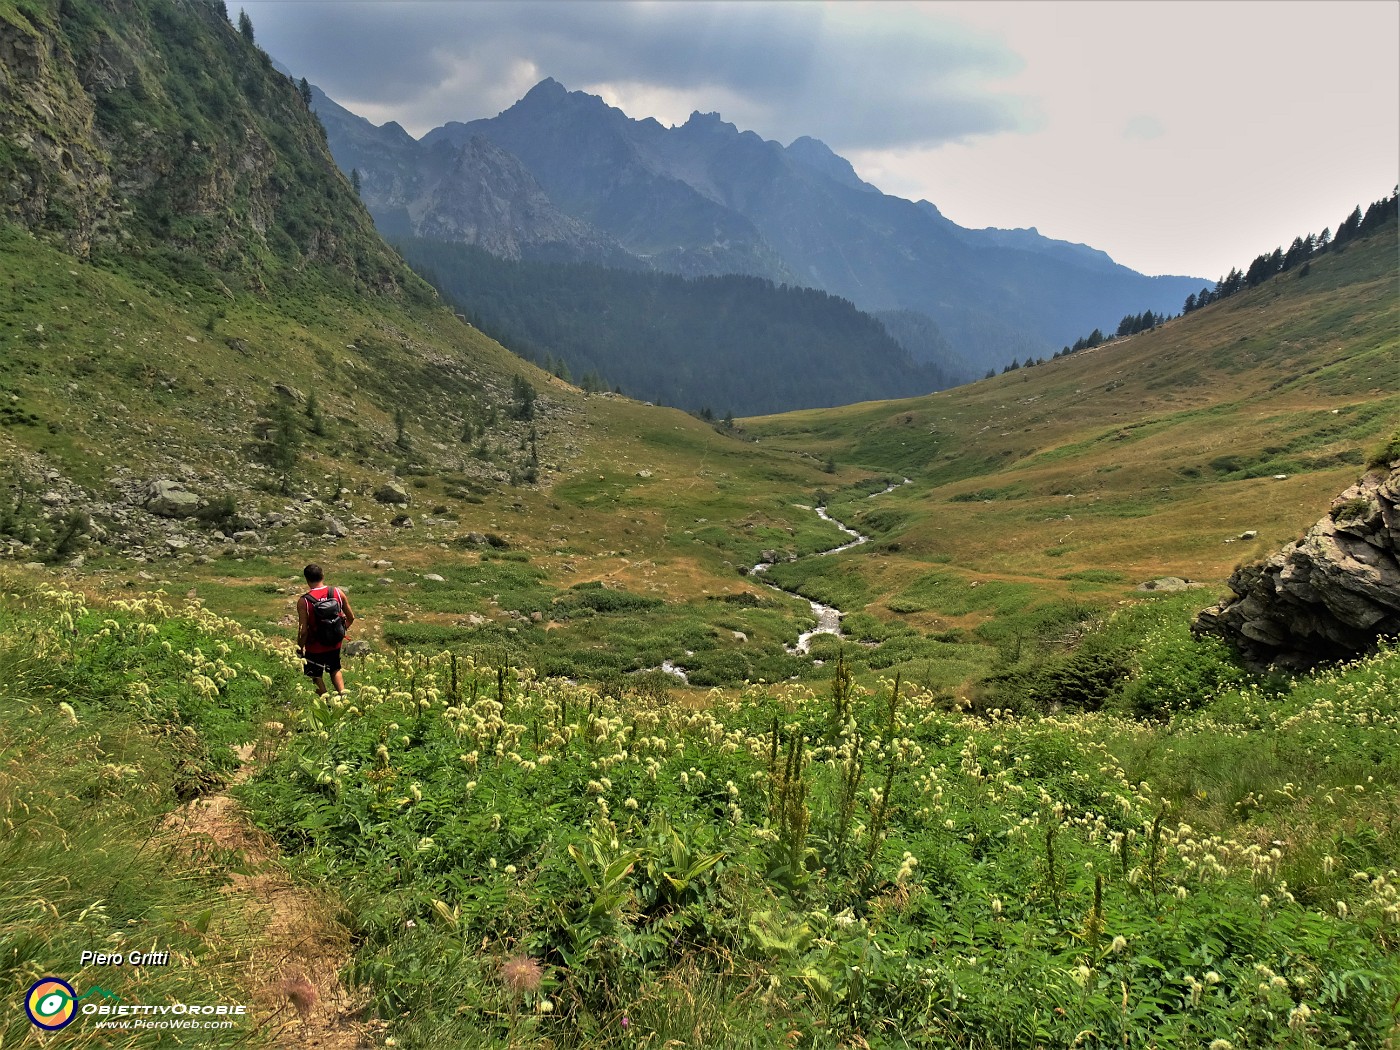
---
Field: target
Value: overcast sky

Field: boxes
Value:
[244,0,1398,280]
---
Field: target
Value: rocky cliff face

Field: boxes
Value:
[1195,461,1400,669]
[0,2,115,256]
[0,0,407,292]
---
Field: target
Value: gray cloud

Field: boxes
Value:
[241,0,1034,147]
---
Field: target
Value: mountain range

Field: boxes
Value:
[317,78,1207,375]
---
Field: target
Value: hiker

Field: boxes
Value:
[296,563,356,695]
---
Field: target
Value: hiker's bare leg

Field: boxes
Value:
[332,669,346,695]
[313,675,327,696]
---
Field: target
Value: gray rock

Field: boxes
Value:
[231,530,259,544]
[732,630,748,643]
[325,517,349,538]
[1239,530,1258,540]
[1196,461,1400,669]
[424,573,446,582]
[146,480,202,518]
[374,482,410,505]
[392,515,414,529]
[371,560,393,570]
[466,613,486,626]
[1136,577,1202,593]
[342,640,372,658]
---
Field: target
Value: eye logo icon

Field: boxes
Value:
[26,978,78,1030]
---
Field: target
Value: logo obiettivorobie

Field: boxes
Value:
[26,977,78,1030]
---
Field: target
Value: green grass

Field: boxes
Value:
[887,571,1038,617]
[0,573,307,1047]
[232,587,1398,1049]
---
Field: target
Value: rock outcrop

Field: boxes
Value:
[1194,461,1400,669]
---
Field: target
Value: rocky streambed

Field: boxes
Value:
[750,478,910,655]
[639,479,909,682]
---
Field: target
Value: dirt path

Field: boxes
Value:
[165,743,374,1049]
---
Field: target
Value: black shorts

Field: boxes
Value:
[303,648,342,678]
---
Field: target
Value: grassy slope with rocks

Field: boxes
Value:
[0,0,859,692]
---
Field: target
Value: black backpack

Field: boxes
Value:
[308,587,347,646]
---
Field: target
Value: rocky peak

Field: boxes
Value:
[680,110,737,135]
[1195,460,1400,669]
[520,77,568,105]
[785,135,874,192]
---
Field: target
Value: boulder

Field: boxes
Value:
[1136,577,1203,593]
[1195,461,1400,669]
[424,573,445,582]
[146,480,202,518]
[342,640,372,658]
[374,482,410,505]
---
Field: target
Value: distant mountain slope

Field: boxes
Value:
[409,79,1206,370]
[397,239,960,415]
[313,87,635,266]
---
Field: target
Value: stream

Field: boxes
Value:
[644,478,910,682]
[748,477,911,656]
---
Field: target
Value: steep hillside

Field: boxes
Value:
[0,0,408,294]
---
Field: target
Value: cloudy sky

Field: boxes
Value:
[244,0,1398,280]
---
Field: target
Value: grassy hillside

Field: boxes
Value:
[746,226,1399,681]
[1,216,858,687]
